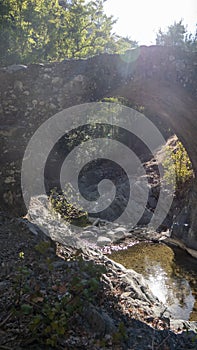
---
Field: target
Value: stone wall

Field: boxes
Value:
[0,46,197,235]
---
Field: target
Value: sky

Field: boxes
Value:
[103,0,197,45]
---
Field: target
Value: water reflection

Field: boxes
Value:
[109,242,196,320]
[145,261,195,320]
[146,263,168,303]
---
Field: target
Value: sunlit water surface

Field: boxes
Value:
[109,242,197,320]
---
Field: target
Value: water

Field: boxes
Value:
[108,242,197,320]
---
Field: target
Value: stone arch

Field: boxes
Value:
[0,46,197,248]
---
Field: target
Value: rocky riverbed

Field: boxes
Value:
[0,212,197,350]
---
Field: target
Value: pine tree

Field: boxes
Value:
[156,20,186,46]
[0,0,138,65]
[156,19,197,50]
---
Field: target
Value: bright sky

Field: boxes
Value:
[103,0,197,45]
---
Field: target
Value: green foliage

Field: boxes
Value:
[19,251,24,259]
[0,0,137,65]
[112,35,138,53]
[185,24,197,51]
[28,295,73,347]
[156,20,186,47]
[50,186,90,227]
[13,246,106,348]
[163,141,193,189]
[101,96,145,112]
[156,20,197,50]
[13,252,31,305]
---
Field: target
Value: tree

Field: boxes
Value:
[0,0,63,64]
[0,0,138,65]
[109,35,138,54]
[0,0,13,64]
[156,20,186,47]
[156,19,197,50]
[57,0,137,58]
[185,24,197,51]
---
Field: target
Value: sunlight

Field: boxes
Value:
[104,0,197,44]
[146,263,195,320]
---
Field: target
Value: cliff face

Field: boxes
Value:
[0,46,197,247]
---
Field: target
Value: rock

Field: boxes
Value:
[43,73,50,79]
[120,291,132,299]
[79,230,98,243]
[113,227,127,234]
[112,229,126,240]
[44,67,52,72]
[0,281,9,290]
[52,77,63,85]
[97,236,112,246]
[101,311,116,334]
[24,221,39,236]
[169,55,175,61]
[73,74,85,83]
[171,206,190,242]
[49,103,57,110]
[27,195,83,249]
[85,304,106,336]
[4,176,15,184]
[23,90,30,96]
[105,230,115,236]
[91,218,108,226]
[148,195,157,209]
[52,260,67,268]
[176,60,186,71]
[3,191,13,205]
[32,99,38,107]
[170,319,197,333]
[124,269,157,303]
[14,80,23,91]
[138,208,152,225]
[4,64,27,73]
[85,304,115,336]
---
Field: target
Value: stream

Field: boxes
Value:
[108,242,197,321]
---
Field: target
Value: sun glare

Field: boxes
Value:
[104,0,197,45]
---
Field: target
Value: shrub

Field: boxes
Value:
[163,140,193,189]
[49,186,90,227]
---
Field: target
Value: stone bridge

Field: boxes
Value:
[0,46,197,248]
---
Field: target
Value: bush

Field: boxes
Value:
[163,140,193,189]
[13,250,106,348]
[49,187,90,227]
